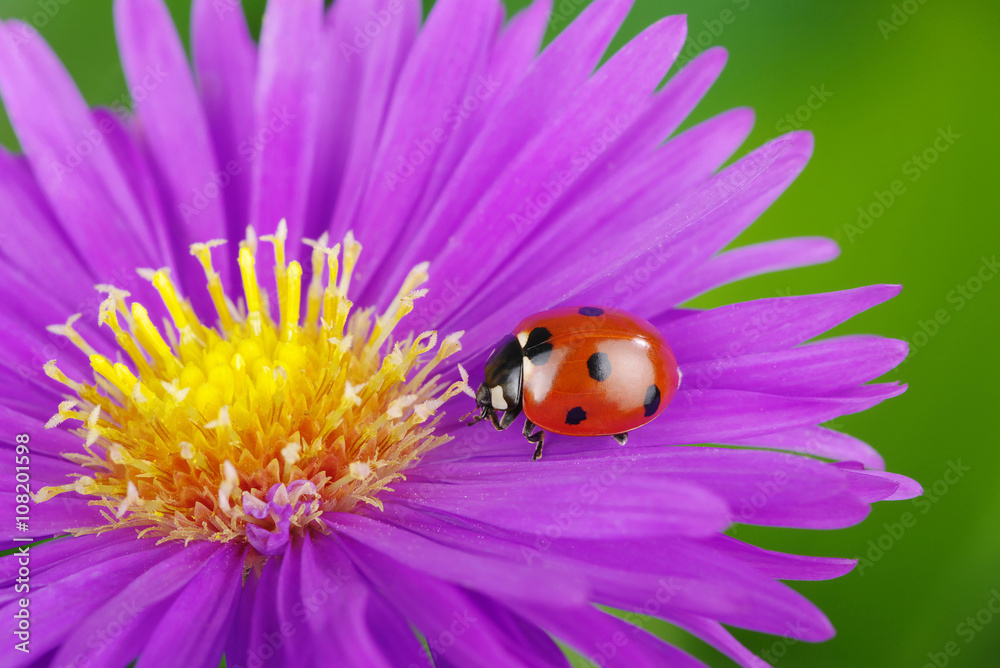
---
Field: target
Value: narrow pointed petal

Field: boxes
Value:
[330,513,588,605]
[384,0,635,290]
[247,0,324,245]
[191,0,258,248]
[392,474,731,538]
[0,21,160,278]
[137,544,243,668]
[50,542,223,668]
[658,285,903,362]
[114,0,230,303]
[514,603,709,668]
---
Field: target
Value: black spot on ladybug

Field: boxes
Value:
[524,327,553,365]
[587,352,611,382]
[525,327,551,349]
[525,342,553,365]
[565,406,587,425]
[579,307,604,317]
[643,384,661,417]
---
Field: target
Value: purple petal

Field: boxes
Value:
[0,401,88,459]
[393,471,731,538]
[223,549,265,668]
[323,0,422,243]
[0,370,65,423]
[349,0,503,284]
[555,537,838,642]
[623,132,817,315]
[247,0,324,246]
[663,237,841,306]
[245,522,290,555]
[49,541,224,668]
[137,543,243,668]
[414,14,689,314]
[468,105,755,322]
[731,426,887,470]
[0,444,83,488]
[113,0,230,305]
[299,3,365,242]
[574,45,727,177]
[0,530,138,595]
[631,384,905,450]
[400,3,546,245]
[0,493,107,543]
[384,0,634,291]
[538,47,733,242]
[93,109,177,274]
[191,0,258,250]
[662,613,771,668]
[840,465,923,502]
[2,533,161,595]
[0,21,161,279]
[330,513,588,605]
[415,447,872,530]
[341,536,565,667]
[679,335,908,396]
[459,589,571,667]
[705,535,857,581]
[657,284,902,362]
[241,492,269,519]
[0,540,181,664]
[0,150,95,304]
[488,0,552,104]
[0,257,120,388]
[290,535,433,667]
[375,502,837,641]
[0,270,98,379]
[514,602,709,668]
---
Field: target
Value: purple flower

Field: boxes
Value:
[0,0,920,666]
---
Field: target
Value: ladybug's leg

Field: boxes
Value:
[612,432,628,446]
[523,419,546,461]
[486,408,502,430]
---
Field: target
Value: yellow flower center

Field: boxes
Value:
[37,222,470,551]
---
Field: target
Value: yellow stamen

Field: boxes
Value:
[339,232,361,297]
[282,261,303,342]
[239,247,264,336]
[45,314,98,358]
[152,271,191,333]
[321,243,343,328]
[43,360,84,393]
[191,240,235,331]
[131,303,181,373]
[98,298,155,380]
[261,219,289,323]
[303,234,329,327]
[36,228,468,548]
[96,285,134,329]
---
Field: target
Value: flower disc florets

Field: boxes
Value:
[37,222,470,554]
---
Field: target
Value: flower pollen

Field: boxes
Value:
[37,222,471,550]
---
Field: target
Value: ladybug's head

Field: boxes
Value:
[466,335,524,427]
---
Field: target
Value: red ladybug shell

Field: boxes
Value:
[513,306,680,437]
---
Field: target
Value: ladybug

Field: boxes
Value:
[467,306,681,460]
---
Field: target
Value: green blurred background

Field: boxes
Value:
[0,0,997,666]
